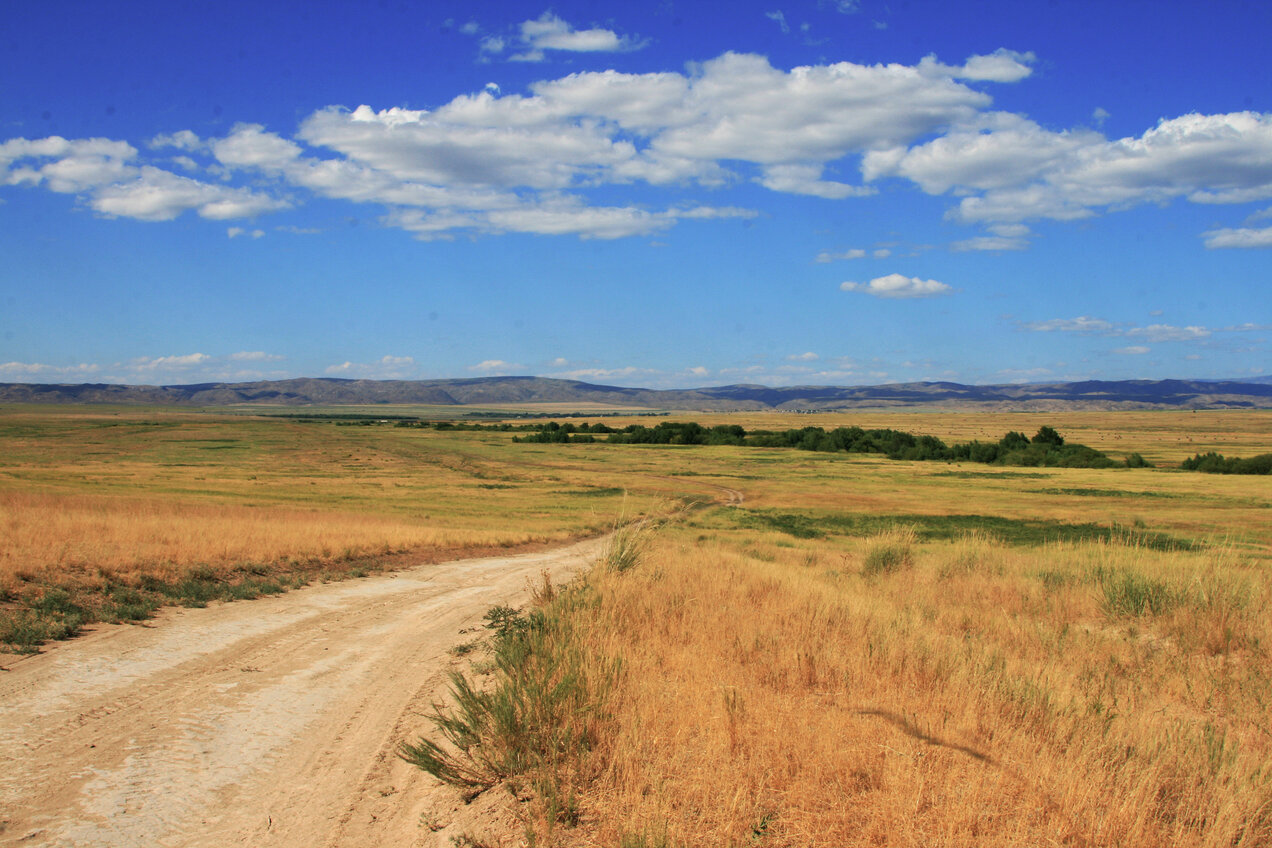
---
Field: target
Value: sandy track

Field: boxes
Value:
[0,538,606,848]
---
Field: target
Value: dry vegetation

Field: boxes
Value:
[552,529,1271,847]
[4,404,1271,845]
[400,411,1272,847]
[0,406,681,649]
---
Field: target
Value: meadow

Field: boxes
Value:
[3,405,1271,845]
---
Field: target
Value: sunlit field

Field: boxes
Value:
[5,404,1272,843]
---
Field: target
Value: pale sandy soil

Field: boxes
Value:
[0,538,606,848]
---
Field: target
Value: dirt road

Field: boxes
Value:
[0,538,606,847]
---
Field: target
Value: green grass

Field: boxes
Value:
[725,508,1196,551]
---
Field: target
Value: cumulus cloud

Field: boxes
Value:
[511,12,644,61]
[918,49,1036,83]
[150,130,204,151]
[227,227,265,238]
[1,135,287,222]
[11,48,1272,246]
[1203,225,1272,248]
[1115,346,1151,355]
[869,111,1272,237]
[786,351,820,361]
[840,273,952,298]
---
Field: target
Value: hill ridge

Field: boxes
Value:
[2,376,1271,410]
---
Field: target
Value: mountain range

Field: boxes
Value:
[3,376,1272,411]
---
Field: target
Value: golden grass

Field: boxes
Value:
[556,528,1272,847]
[0,490,555,590]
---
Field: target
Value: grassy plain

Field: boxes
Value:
[389,409,1271,847]
[0,405,684,648]
[4,404,1272,845]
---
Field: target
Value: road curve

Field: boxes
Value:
[0,538,605,848]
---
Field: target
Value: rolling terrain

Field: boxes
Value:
[2,375,1272,410]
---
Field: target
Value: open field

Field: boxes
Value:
[3,405,1271,845]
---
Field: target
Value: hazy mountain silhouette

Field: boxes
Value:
[3,376,1271,410]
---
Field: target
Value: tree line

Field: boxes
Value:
[515,421,1145,469]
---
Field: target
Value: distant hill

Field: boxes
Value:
[3,376,1272,411]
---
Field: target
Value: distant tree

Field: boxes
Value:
[999,431,1030,451]
[1032,426,1065,447]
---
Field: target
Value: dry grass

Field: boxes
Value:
[0,490,551,589]
[552,529,1271,847]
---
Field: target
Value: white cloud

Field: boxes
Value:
[91,167,288,221]
[766,10,790,33]
[1115,346,1151,355]
[1,135,287,222]
[212,123,303,169]
[840,273,952,298]
[995,367,1053,383]
[150,130,204,151]
[1203,225,1272,248]
[1125,324,1211,342]
[686,365,710,377]
[468,359,523,374]
[227,226,264,239]
[1021,316,1116,334]
[14,50,1272,247]
[758,163,875,198]
[815,248,866,262]
[787,351,820,361]
[546,365,661,384]
[325,355,416,379]
[0,361,102,380]
[871,111,1272,231]
[514,12,644,58]
[950,235,1027,251]
[918,49,1036,83]
[872,248,891,258]
[229,351,284,362]
[1021,318,1216,344]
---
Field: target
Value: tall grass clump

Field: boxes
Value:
[1098,567,1180,618]
[860,526,916,577]
[602,515,656,573]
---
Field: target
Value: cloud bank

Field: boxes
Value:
[3,48,1270,245]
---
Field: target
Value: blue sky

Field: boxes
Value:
[2,0,1269,389]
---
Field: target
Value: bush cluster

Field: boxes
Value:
[520,422,1125,469]
[1180,451,1272,475]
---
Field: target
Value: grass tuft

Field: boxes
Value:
[861,527,916,577]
